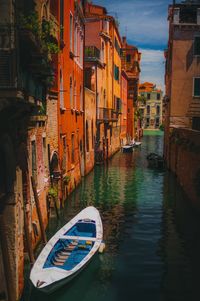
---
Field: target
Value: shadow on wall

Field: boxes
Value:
[0,134,16,212]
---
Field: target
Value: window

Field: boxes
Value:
[92,120,94,149]
[114,37,120,56]
[101,42,104,63]
[156,105,160,115]
[126,54,131,63]
[116,98,121,112]
[70,13,73,52]
[147,105,150,114]
[157,93,161,100]
[60,0,64,41]
[192,117,200,131]
[70,76,73,107]
[71,134,75,163]
[193,78,200,97]
[194,37,200,56]
[114,64,119,81]
[86,121,89,152]
[74,25,77,56]
[42,137,47,167]
[146,118,150,126]
[80,35,83,66]
[80,86,83,111]
[74,80,76,108]
[62,137,67,171]
[180,7,197,24]
[60,69,64,109]
[155,117,160,127]
[31,141,37,184]
[147,93,151,100]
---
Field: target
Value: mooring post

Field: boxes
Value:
[31,176,47,245]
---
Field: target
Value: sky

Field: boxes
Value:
[93,0,174,92]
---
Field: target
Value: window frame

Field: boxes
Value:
[194,36,200,56]
[193,77,200,97]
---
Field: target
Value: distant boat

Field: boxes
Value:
[30,207,103,293]
[146,153,165,169]
[133,141,142,147]
[129,139,142,148]
[122,145,133,153]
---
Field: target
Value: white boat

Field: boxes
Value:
[122,145,133,153]
[129,139,142,147]
[30,206,103,293]
[134,142,142,147]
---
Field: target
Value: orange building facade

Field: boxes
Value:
[121,37,141,141]
[58,0,84,198]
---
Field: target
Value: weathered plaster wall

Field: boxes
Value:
[167,128,200,208]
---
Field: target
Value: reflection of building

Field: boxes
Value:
[120,70,128,145]
[139,82,163,129]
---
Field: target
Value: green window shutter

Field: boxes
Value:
[194,78,200,97]
[194,37,200,56]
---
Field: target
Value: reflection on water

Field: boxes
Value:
[22,132,200,301]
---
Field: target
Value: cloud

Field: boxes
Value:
[92,0,168,92]
[94,0,170,49]
[140,49,165,91]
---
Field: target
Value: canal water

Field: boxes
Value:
[23,131,200,301]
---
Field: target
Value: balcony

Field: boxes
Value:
[85,46,103,66]
[97,108,119,123]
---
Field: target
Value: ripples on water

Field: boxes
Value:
[23,132,200,301]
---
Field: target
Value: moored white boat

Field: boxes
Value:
[30,206,103,293]
[121,145,133,153]
[134,141,142,147]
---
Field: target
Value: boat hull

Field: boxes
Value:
[122,146,133,153]
[35,254,95,294]
[30,206,103,293]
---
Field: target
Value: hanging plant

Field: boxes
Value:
[63,175,71,185]
[48,187,58,198]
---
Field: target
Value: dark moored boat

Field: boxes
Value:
[146,153,165,169]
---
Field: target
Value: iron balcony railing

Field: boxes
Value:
[85,46,100,61]
[97,108,119,122]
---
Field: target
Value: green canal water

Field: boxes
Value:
[22,131,200,301]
